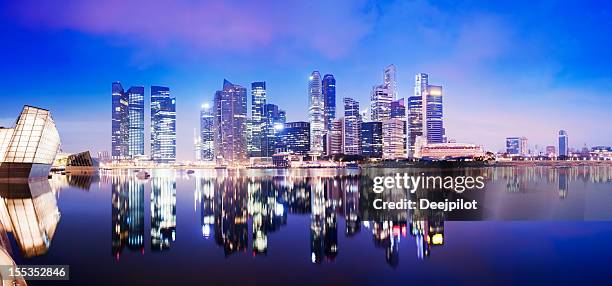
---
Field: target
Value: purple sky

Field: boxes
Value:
[1,0,611,159]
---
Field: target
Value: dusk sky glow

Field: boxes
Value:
[1,0,611,160]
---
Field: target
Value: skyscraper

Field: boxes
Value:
[361,121,382,158]
[425,85,444,143]
[408,73,427,156]
[214,79,248,165]
[383,64,398,99]
[251,82,267,157]
[262,103,285,157]
[558,130,568,157]
[343,98,361,155]
[383,119,405,159]
[151,86,176,163]
[308,71,324,154]
[127,86,145,157]
[200,103,214,161]
[275,122,310,155]
[322,74,336,132]
[391,98,407,156]
[370,85,392,121]
[112,82,128,160]
[328,118,344,156]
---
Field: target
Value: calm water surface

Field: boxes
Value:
[4,166,612,285]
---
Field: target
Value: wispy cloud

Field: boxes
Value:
[10,0,375,60]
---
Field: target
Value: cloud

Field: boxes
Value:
[10,0,375,59]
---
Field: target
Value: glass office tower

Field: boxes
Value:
[151,86,176,163]
[127,86,145,157]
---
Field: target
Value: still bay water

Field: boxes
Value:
[4,166,612,285]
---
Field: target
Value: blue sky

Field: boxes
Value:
[1,0,611,160]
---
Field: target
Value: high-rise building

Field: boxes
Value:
[391,98,407,156]
[558,130,568,157]
[275,122,310,155]
[370,85,392,121]
[343,98,361,155]
[200,103,214,161]
[151,86,176,163]
[262,103,285,157]
[506,137,528,156]
[308,71,324,154]
[328,118,344,156]
[408,73,428,157]
[383,64,398,99]
[214,80,248,165]
[322,74,336,132]
[250,82,267,157]
[425,85,444,143]
[360,121,382,158]
[127,86,145,157]
[112,82,129,160]
[383,119,405,159]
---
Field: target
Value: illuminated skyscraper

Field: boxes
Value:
[151,86,176,163]
[558,130,568,157]
[276,122,310,155]
[308,71,324,154]
[127,86,145,157]
[370,85,392,121]
[408,73,427,156]
[328,118,344,156]
[425,85,444,143]
[263,103,285,157]
[383,64,398,99]
[200,103,214,161]
[251,82,267,157]
[214,79,248,164]
[112,82,129,160]
[322,74,336,132]
[360,121,382,158]
[383,119,406,159]
[343,98,361,155]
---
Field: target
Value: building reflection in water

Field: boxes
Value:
[0,179,61,258]
[151,176,176,251]
[108,165,611,266]
[111,175,145,258]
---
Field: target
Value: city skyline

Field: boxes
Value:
[1,1,611,160]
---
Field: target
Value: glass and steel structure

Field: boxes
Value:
[151,86,177,163]
[0,106,61,179]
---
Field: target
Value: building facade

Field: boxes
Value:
[408,73,428,157]
[276,122,310,155]
[151,86,176,163]
[343,98,361,155]
[308,71,325,154]
[558,130,568,157]
[370,85,392,122]
[112,82,129,160]
[506,137,528,156]
[127,86,145,157]
[250,82,267,157]
[360,121,382,158]
[200,103,214,161]
[382,119,405,159]
[214,80,248,165]
[328,118,344,156]
[0,106,61,179]
[425,85,444,143]
[322,74,336,132]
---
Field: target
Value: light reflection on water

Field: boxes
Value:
[0,165,610,284]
